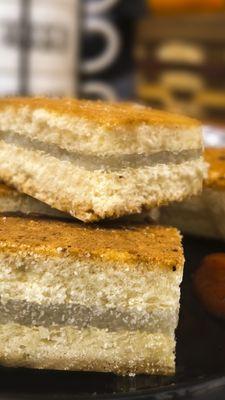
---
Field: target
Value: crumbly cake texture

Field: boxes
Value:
[0,97,205,222]
[0,182,71,219]
[0,325,174,375]
[0,216,184,375]
[0,97,201,148]
[159,148,225,240]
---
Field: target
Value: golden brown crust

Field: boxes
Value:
[0,97,200,130]
[205,148,225,190]
[0,216,184,270]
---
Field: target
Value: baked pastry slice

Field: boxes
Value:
[0,97,205,222]
[0,216,184,375]
[0,182,69,218]
[159,148,225,240]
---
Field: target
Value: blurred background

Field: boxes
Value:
[1,0,225,143]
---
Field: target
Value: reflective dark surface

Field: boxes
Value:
[0,235,225,399]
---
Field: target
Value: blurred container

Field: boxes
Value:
[0,0,123,98]
[148,0,225,14]
[0,0,78,96]
[135,13,225,122]
[81,0,146,100]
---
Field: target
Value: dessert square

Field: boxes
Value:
[160,148,225,240]
[0,97,205,222]
[0,216,184,375]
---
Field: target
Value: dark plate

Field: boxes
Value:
[0,235,225,400]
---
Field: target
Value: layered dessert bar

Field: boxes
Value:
[160,148,225,240]
[0,97,205,222]
[0,216,184,375]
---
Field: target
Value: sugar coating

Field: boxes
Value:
[0,216,184,269]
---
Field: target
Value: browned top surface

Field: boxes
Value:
[205,148,225,190]
[0,216,184,270]
[0,97,200,130]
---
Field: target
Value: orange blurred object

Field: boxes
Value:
[149,0,225,14]
[194,253,225,319]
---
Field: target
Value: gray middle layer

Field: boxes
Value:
[1,131,201,171]
[0,299,176,334]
